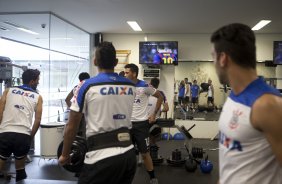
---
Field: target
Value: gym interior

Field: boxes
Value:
[1,1,282,184]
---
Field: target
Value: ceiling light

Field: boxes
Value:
[3,20,39,35]
[251,20,271,31]
[36,37,73,40]
[17,28,39,35]
[127,21,142,31]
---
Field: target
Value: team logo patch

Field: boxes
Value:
[14,105,24,110]
[228,109,242,130]
[100,86,134,95]
[12,89,35,99]
[113,114,126,119]
[220,132,242,151]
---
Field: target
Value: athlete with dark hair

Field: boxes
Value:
[59,42,137,184]
[211,23,282,183]
[124,64,163,184]
[0,69,42,182]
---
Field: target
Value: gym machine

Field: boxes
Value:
[0,56,27,95]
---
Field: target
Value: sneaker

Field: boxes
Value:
[150,178,158,184]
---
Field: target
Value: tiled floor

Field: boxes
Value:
[1,139,219,184]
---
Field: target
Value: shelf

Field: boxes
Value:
[115,50,131,73]
[116,50,131,56]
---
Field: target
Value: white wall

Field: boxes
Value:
[162,120,219,139]
[104,33,282,114]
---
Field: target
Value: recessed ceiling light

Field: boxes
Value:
[3,20,39,35]
[36,37,73,40]
[252,20,271,31]
[127,21,142,31]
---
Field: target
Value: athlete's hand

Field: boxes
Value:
[148,114,156,124]
[58,154,71,166]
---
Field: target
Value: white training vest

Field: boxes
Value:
[219,77,282,184]
[131,80,156,122]
[185,83,190,97]
[71,72,136,164]
[208,85,213,97]
[0,86,39,135]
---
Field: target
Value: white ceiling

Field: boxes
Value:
[0,0,282,34]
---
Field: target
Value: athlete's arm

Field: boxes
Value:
[149,90,163,123]
[59,110,83,165]
[251,94,282,166]
[30,95,43,138]
[0,89,9,124]
[160,91,169,112]
[65,90,74,108]
[162,102,169,112]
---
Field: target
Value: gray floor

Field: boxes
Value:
[1,139,219,184]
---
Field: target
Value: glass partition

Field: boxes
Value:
[0,12,90,124]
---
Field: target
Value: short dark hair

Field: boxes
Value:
[78,72,90,81]
[211,23,256,69]
[22,69,40,84]
[124,63,139,77]
[95,41,116,69]
[118,71,125,77]
[150,77,160,88]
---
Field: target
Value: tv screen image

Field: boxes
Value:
[273,41,282,65]
[139,41,178,65]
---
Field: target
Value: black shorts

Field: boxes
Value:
[207,97,214,103]
[192,97,198,103]
[178,97,185,105]
[0,132,31,160]
[131,120,150,153]
[78,149,136,184]
[184,96,190,103]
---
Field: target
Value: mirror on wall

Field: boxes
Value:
[172,61,277,121]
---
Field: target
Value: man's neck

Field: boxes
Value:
[98,68,115,73]
[132,78,138,84]
[228,66,258,95]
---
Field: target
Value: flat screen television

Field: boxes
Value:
[273,41,282,65]
[139,41,178,65]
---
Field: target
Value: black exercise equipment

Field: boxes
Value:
[185,155,198,172]
[57,136,87,173]
[167,149,185,166]
[200,83,209,92]
[155,118,175,127]
[191,147,204,158]
[149,124,162,137]
[180,124,195,139]
[183,144,202,172]
[198,105,215,112]
[150,144,164,165]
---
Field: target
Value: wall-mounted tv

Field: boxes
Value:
[273,41,282,65]
[139,41,178,65]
